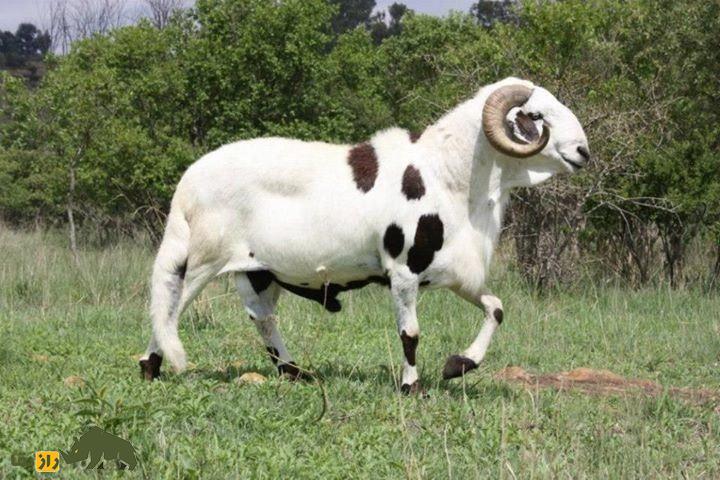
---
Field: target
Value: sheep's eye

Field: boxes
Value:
[528,112,543,121]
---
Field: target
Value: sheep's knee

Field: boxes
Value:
[480,294,503,324]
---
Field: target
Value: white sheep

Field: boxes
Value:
[139,77,590,392]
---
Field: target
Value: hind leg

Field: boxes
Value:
[140,261,221,380]
[235,273,308,380]
[140,265,183,380]
[140,213,190,380]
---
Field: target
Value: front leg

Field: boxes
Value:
[389,269,421,393]
[443,290,503,379]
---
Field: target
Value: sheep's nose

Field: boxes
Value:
[577,146,590,162]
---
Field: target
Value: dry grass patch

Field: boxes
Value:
[496,366,720,404]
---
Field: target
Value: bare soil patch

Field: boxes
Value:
[495,367,720,404]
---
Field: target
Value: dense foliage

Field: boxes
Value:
[0,0,718,288]
[0,23,51,68]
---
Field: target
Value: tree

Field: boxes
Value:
[470,0,518,28]
[14,24,52,57]
[71,0,127,38]
[328,0,376,35]
[45,0,127,54]
[0,24,51,68]
[369,2,409,44]
[143,0,185,29]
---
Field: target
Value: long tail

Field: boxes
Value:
[150,208,190,372]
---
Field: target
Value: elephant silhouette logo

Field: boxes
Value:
[60,426,138,470]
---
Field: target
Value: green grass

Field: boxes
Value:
[1,228,719,479]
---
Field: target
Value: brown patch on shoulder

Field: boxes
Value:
[495,367,720,404]
[139,353,162,381]
[401,165,426,200]
[348,142,379,193]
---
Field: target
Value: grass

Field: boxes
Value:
[0,227,719,479]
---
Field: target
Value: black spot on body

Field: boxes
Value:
[400,330,418,366]
[383,224,405,258]
[419,280,431,287]
[275,275,389,313]
[402,165,426,200]
[139,353,162,381]
[246,269,390,312]
[407,214,444,274]
[414,214,443,250]
[409,131,422,143]
[493,308,504,324]
[348,142,378,193]
[407,248,434,274]
[442,355,478,380]
[342,276,390,290]
[247,270,274,294]
[249,252,255,258]
[273,280,342,312]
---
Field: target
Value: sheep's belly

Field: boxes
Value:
[271,258,384,290]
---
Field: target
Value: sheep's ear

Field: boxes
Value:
[512,111,540,143]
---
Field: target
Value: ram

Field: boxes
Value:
[139,77,590,392]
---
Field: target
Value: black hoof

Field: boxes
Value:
[442,355,478,380]
[400,381,426,396]
[139,353,162,381]
[324,299,342,313]
[278,362,313,381]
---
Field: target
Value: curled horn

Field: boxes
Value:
[482,84,550,158]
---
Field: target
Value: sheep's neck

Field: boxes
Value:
[422,97,510,267]
[425,97,508,242]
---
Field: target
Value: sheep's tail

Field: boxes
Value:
[150,207,190,372]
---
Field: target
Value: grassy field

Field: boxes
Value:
[1,227,719,479]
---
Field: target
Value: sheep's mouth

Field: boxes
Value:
[561,155,584,171]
